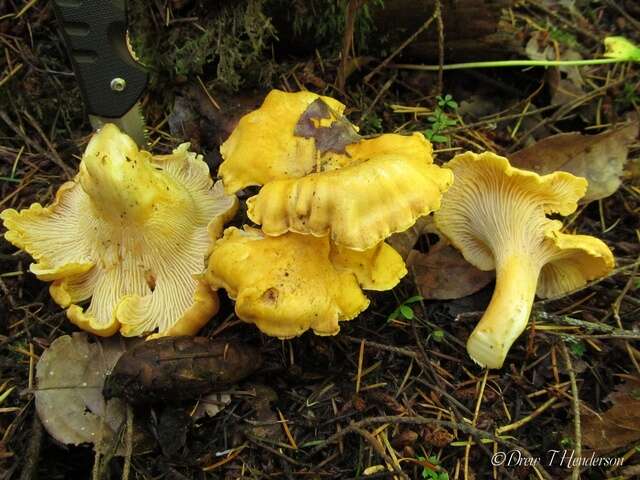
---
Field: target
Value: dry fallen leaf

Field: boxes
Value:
[525,32,585,107]
[407,241,493,300]
[294,98,362,154]
[386,216,436,259]
[511,123,639,202]
[35,333,129,453]
[581,379,640,453]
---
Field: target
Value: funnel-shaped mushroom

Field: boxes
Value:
[219,90,453,251]
[219,89,347,193]
[247,133,453,251]
[1,124,238,337]
[434,152,614,368]
[205,226,406,338]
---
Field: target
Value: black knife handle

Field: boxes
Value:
[52,0,147,118]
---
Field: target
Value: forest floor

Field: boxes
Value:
[1,0,639,479]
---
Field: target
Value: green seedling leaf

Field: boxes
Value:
[294,98,362,154]
[569,340,586,357]
[431,135,449,143]
[400,305,414,319]
[432,330,445,343]
[0,386,15,406]
[404,296,424,304]
[604,36,640,62]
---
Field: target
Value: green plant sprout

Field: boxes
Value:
[416,455,449,480]
[560,436,574,449]
[388,295,423,321]
[395,36,640,71]
[563,335,586,358]
[431,329,446,343]
[424,94,458,143]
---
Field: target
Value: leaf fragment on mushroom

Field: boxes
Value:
[510,122,639,202]
[294,98,362,154]
[35,333,130,453]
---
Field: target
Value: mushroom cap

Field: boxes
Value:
[205,226,406,338]
[434,151,588,271]
[219,89,347,194]
[1,124,238,337]
[247,132,453,251]
[538,230,615,298]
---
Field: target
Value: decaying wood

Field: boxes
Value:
[373,0,520,61]
[103,337,262,404]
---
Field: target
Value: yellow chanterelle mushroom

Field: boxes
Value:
[219,89,453,251]
[434,151,614,369]
[205,226,407,338]
[1,124,237,337]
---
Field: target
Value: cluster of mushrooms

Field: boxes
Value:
[1,90,614,368]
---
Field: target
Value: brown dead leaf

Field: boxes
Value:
[407,241,493,300]
[35,333,129,453]
[294,98,362,154]
[511,123,639,202]
[386,216,436,259]
[581,379,640,453]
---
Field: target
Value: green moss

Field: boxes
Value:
[129,0,277,91]
[284,0,385,55]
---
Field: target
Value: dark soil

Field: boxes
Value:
[1,1,639,479]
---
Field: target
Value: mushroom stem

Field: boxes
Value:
[466,254,540,369]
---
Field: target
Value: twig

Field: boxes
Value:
[351,425,409,480]
[359,74,396,125]
[535,312,640,339]
[336,0,365,92]
[560,342,581,480]
[464,370,488,480]
[435,0,444,94]
[0,110,73,177]
[19,414,43,480]
[308,416,553,480]
[509,77,627,151]
[246,434,310,468]
[612,256,640,374]
[604,0,640,31]
[22,110,74,177]
[356,339,365,393]
[122,405,133,480]
[495,397,558,435]
[363,10,438,83]
[342,335,418,359]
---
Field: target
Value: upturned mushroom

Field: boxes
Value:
[219,90,453,251]
[205,226,407,338]
[434,151,614,369]
[1,124,237,337]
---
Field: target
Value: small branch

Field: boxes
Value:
[390,57,622,71]
[435,0,444,94]
[308,416,553,480]
[560,342,581,480]
[337,0,365,92]
[363,10,437,83]
[351,425,409,480]
[19,414,43,480]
